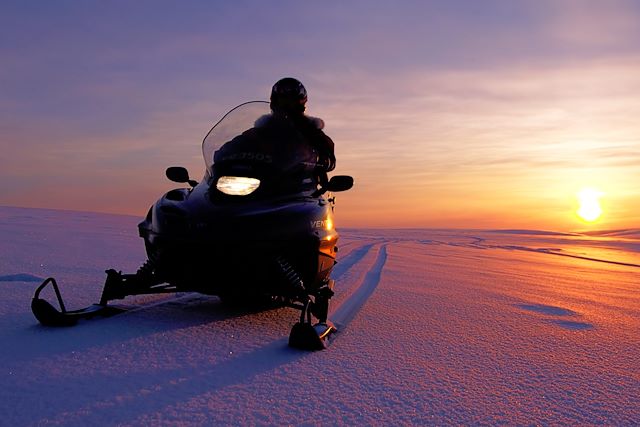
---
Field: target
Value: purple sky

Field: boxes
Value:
[2,1,640,229]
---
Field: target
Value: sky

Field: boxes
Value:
[1,0,639,231]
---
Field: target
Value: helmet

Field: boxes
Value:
[270,77,307,114]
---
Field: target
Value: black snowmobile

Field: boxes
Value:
[32,101,353,350]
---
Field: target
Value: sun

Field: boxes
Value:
[576,188,603,222]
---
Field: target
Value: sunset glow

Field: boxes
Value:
[1,1,640,231]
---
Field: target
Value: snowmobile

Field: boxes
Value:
[31,101,353,350]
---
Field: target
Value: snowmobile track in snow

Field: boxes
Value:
[330,244,387,331]
[125,241,389,348]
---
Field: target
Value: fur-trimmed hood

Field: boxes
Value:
[255,114,325,129]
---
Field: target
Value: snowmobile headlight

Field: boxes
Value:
[216,176,260,196]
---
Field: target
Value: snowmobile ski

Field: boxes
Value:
[289,321,337,351]
[31,277,125,326]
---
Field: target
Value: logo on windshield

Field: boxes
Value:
[219,152,273,163]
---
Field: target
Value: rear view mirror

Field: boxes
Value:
[327,175,354,192]
[166,166,198,188]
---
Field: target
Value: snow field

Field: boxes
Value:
[1,207,639,425]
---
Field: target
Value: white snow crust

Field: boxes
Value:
[1,206,639,425]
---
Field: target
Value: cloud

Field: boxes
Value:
[310,56,640,228]
[543,0,640,48]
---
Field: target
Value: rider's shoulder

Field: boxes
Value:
[254,114,273,128]
[305,116,325,130]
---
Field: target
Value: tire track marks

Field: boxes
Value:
[330,244,387,330]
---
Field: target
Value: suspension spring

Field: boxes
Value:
[137,252,158,277]
[275,256,306,295]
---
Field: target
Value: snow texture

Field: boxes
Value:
[1,206,639,426]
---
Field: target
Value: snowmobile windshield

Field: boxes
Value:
[202,101,321,195]
[202,101,271,172]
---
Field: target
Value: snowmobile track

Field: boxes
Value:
[330,244,387,332]
[113,241,389,349]
[30,240,388,357]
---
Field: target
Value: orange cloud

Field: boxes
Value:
[317,59,640,230]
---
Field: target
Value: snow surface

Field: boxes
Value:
[1,206,639,426]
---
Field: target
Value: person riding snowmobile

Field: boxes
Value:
[213,78,336,192]
[31,86,353,350]
[268,77,336,174]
